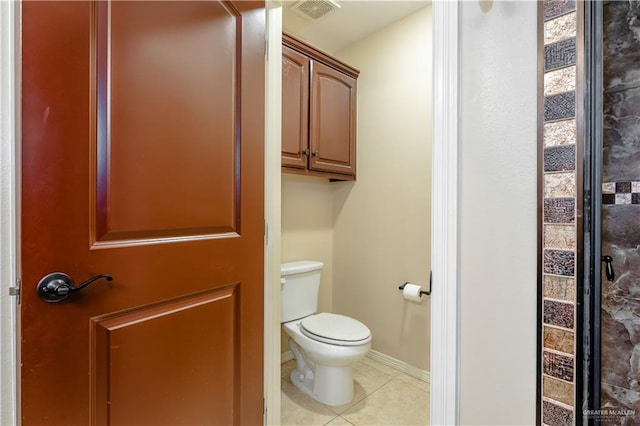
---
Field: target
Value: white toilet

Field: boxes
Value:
[281,260,371,406]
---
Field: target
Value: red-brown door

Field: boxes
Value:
[20,1,265,425]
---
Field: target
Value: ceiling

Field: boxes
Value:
[282,0,430,53]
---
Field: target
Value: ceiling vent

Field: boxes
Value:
[290,0,341,21]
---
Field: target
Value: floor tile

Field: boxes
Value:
[324,416,355,425]
[281,359,296,384]
[327,361,394,415]
[341,378,430,426]
[395,372,430,393]
[281,379,338,426]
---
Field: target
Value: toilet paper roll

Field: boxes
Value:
[402,283,423,302]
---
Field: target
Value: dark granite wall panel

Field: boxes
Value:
[604,0,640,92]
[603,86,640,182]
[601,0,640,419]
[545,91,576,122]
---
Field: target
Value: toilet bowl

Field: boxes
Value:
[281,261,371,406]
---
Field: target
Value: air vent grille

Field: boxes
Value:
[291,0,340,21]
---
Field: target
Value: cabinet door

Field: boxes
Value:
[309,61,356,176]
[282,45,309,169]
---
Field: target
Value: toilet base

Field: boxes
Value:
[289,339,355,406]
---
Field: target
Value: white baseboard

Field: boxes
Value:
[281,349,430,384]
[365,349,430,383]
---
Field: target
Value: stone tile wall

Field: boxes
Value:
[540,1,578,424]
[600,1,640,422]
[540,1,640,424]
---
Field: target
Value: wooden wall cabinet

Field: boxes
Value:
[282,33,359,181]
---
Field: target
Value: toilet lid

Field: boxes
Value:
[300,313,371,345]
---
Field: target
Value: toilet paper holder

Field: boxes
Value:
[398,271,432,296]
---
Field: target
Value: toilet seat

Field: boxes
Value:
[300,313,371,346]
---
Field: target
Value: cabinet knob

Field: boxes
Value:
[303,148,310,156]
[312,151,319,157]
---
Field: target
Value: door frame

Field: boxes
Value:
[0,0,19,425]
[429,1,460,424]
[264,1,460,425]
[2,1,460,424]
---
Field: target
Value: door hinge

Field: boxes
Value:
[9,279,20,303]
[264,220,269,246]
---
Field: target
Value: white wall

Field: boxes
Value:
[332,6,432,371]
[459,1,537,424]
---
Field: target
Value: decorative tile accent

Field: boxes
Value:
[543,299,575,329]
[543,198,575,223]
[615,193,632,205]
[544,12,577,45]
[543,275,576,302]
[544,173,576,198]
[544,119,576,147]
[544,225,576,250]
[543,326,575,354]
[544,66,577,96]
[544,249,575,276]
[545,38,577,72]
[616,181,632,193]
[542,399,574,426]
[602,193,615,205]
[544,145,576,172]
[544,91,576,121]
[540,1,578,420]
[543,0,576,21]
[602,181,640,204]
[543,351,574,382]
[543,376,575,406]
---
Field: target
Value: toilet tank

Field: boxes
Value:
[281,260,324,322]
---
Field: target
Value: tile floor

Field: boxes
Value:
[281,356,430,425]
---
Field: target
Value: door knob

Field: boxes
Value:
[601,256,615,282]
[37,272,113,302]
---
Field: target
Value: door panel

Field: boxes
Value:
[281,45,309,169]
[91,286,238,425]
[95,1,240,242]
[21,1,265,425]
[309,61,356,175]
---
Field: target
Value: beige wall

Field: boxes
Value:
[281,174,335,353]
[332,6,432,371]
[459,1,537,424]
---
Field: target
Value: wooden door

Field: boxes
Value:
[281,45,309,169]
[309,61,356,176]
[20,1,265,425]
